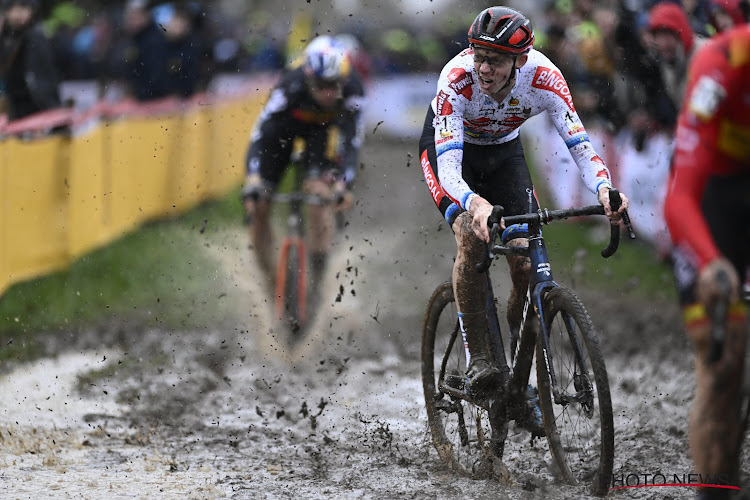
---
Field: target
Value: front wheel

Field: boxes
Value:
[421,281,508,478]
[275,237,307,339]
[535,287,614,496]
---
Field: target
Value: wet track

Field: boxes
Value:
[0,136,747,499]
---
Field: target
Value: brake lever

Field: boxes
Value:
[621,208,636,240]
[475,224,500,273]
[475,205,504,273]
[601,188,622,258]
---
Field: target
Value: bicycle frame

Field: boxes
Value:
[485,199,627,403]
[271,185,336,329]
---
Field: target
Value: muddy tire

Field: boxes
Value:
[536,287,614,496]
[277,241,305,339]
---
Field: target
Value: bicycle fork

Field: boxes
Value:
[527,231,592,407]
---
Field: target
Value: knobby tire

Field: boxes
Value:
[535,287,614,497]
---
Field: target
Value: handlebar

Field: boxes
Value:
[707,269,732,364]
[271,192,334,206]
[242,189,338,207]
[475,189,636,273]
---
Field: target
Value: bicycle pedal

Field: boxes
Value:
[444,373,466,390]
[434,399,455,412]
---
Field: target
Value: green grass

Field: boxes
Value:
[541,220,676,301]
[0,187,246,361]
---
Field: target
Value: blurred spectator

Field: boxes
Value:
[43,1,86,81]
[163,4,199,98]
[615,108,673,259]
[71,10,116,82]
[571,4,625,129]
[614,1,688,131]
[0,0,61,120]
[375,27,412,73]
[118,0,170,101]
[707,0,750,32]
[241,10,285,72]
[644,2,700,115]
[684,0,713,37]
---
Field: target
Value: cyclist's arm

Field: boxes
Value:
[432,78,478,213]
[546,102,613,197]
[664,145,719,270]
[664,46,732,271]
[245,85,293,177]
[336,78,367,186]
[432,69,497,240]
[532,58,614,197]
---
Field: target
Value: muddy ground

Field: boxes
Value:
[0,136,747,500]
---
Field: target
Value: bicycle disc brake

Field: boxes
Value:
[573,371,594,418]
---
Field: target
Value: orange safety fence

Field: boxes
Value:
[0,78,273,297]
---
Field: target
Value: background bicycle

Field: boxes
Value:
[422,191,632,496]
[263,163,345,345]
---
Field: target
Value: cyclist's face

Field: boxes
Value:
[473,47,517,96]
[309,79,342,109]
[4,4,33,30]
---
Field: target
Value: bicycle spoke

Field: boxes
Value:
[537,287,614,495]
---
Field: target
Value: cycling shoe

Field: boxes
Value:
[466,358,501,393]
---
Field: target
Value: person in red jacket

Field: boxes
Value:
[645,1,699,121]
[664,24,750,500]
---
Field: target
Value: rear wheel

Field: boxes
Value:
[535,287,614,496]
[421,281,508,478]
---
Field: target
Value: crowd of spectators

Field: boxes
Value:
[501,0,748,259]
[0,0,746,256]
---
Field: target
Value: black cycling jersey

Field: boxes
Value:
[246,66,365,187]
[419,106,539,227]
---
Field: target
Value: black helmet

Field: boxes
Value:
[468,6,534,55]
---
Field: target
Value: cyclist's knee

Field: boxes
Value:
[689,321,745,388]
[246,198,271,225]
[303,177,331,197]
[241,175,273,206]
[506,237,531,276]
[454,212,484,257]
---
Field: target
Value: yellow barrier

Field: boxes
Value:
[0,89,268,297]
[68,123,111,256]
[1,135,70,289]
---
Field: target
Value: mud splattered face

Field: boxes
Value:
[473,46,516,97]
